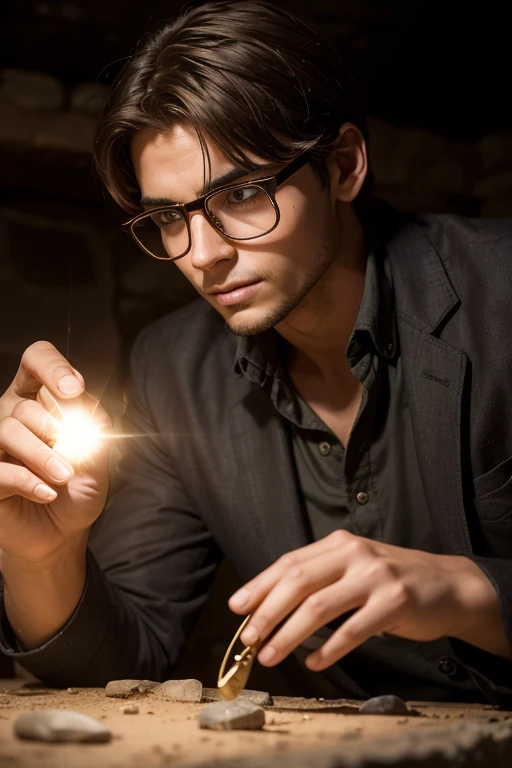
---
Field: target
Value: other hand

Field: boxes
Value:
[228,530,500,670]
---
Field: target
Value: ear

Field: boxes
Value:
[326,123,368,203]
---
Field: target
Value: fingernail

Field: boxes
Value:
[230,588,251,609]
[34,483,57,502]
[241,626,259,645]
[45,457,73,482]
[58,375,82,395]
[258,646,276,664]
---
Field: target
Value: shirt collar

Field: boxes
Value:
[234,328,282,386]
[344,248,398,365]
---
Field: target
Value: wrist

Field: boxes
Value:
[1,533,89,650]
[1,531,89,579]
[447,556,512,659]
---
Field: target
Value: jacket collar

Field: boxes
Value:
[371,200,460,334]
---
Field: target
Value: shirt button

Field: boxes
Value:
[356,491,369,505]
[318,441,331,456]
[437,656,457,676]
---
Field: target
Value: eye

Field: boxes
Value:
[150,209,183,228]
[226,186,261,205]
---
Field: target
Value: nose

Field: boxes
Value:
[189,211,236,270]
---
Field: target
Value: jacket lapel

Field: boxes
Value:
[399,321,472,554]
[387,214,472,555]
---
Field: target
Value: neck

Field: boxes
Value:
[276,206,367,384]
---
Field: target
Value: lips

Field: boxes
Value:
[207,280,259,296]
[209,281,262,307]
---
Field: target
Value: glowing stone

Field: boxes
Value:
[53,410,100,464]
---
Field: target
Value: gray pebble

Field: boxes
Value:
[202,688,273,707]
[156,679,203,702]
[358,695,410,716]
[199,700,265,731]
[105,679,160,698]
[13,709,112,743]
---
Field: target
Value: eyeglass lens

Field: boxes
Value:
[131,183,278,260]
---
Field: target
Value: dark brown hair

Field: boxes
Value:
[93,0,373,215]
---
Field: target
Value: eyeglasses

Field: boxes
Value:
[122,152,311,261]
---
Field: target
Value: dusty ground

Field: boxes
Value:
[0,679,511,768]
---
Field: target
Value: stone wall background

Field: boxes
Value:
[1,0,511,687]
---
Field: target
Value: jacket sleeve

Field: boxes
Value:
[0,328,222,687]
[449,555,512,708]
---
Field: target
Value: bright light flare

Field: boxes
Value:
[53,409,101,465]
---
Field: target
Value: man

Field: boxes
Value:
[0,1,511,704]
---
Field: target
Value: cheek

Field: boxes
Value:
[273,186,331,247]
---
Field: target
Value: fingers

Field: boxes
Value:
[305,585,408,671]
[0,416,74,492]
[256,574,367,667]
[11,398,61,446]
[239,545,350,647]
[230,529,357,614]
[11,341,84,401]
[0,461,58,504]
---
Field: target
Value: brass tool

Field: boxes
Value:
[217,615,263,700]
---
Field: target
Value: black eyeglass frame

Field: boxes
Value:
[121,151,311,261]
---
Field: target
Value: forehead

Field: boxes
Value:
[131,124,264,195]
[131,124,212,192]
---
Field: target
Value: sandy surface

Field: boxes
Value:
[1,680,511,768]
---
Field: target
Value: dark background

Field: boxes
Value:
[0,0,511,687]
[3,0,512,138]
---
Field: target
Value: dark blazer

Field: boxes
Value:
[3,204,512,703]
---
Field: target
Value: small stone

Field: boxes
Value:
[156,679,203,703]
[13,710,111,743]
[120,704,139,715]
[198,700,265,731]
[66,688,79,695]
[358,695,410,716]
[105,679,160,698]
[202,688,273,706]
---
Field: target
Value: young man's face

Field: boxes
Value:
[130,123,347,336]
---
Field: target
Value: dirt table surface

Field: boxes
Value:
[1,679,512,768]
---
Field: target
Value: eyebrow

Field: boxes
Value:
[140,163,277,208]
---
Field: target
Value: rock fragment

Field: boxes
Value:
[105,679,160,698]
[198,700,265,731]
[120,704,139,714]
[155,679,203,702]
[13,709,111,743]
[202,688,273,706]
[358,695,410,716]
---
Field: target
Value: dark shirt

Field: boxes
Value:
[236,249,483,701]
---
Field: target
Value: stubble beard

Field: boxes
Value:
[226,236,336,337]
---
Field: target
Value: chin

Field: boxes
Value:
[223,297,296,337]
